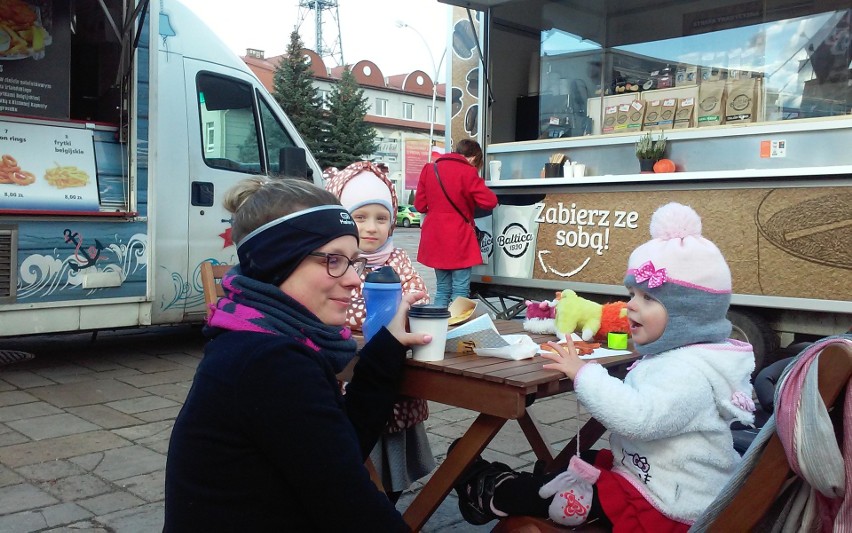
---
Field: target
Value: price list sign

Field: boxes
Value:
[0,120,99,212]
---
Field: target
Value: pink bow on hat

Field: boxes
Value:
[633,261,668,288]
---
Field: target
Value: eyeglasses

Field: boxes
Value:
[308,252,368,278]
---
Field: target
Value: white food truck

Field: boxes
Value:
[440,0,851,367]
[0,0,322,337]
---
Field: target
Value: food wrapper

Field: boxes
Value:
[474,334,538,360]
[447,297,489,326]
[446,314,507,353]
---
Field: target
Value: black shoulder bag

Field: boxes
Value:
[433,162,484,244]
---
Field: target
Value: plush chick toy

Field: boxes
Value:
[554,289,629,342]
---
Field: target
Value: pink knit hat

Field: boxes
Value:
[625,203,732,355]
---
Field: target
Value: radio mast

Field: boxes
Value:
[296,0,344,66]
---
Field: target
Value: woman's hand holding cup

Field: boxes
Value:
[386,291,432,347]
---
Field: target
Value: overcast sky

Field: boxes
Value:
[179,0,451,81]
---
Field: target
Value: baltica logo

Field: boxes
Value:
[479,230,493,258]
[496,223,533,258]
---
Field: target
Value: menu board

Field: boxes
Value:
[0,0,71,119]
[0,120,99,212]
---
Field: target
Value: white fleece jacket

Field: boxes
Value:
[574,340,755,522]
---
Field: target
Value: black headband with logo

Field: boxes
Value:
[237,205,359,286]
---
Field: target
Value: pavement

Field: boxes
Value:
[0,227,596,532]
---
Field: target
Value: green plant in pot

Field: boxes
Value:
[635,131,667,173]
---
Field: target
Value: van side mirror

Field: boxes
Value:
[278,147,308,179]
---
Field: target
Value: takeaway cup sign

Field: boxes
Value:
[493,205,540,278]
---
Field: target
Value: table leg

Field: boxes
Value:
[549,417,606,473]
[402,413,506,531]
[517,411,554,465]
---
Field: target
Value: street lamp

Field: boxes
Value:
[396,20,446,162]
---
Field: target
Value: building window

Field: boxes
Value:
[402,102,414,120]
[375,98,388,116]
[205,122,215,152]
[319,90,330,110]
[427,106,435,122]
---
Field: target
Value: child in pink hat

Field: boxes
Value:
[453,203,756,530]
[325,161,435,503]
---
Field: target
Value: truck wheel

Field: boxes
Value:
[728,310,780,375]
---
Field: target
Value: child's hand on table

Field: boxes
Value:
[541,338,587,380]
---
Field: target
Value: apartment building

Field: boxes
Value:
[243,48,446,201]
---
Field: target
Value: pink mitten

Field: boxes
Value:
[538,456,600,526]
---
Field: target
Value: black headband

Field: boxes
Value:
[237,205,359,286]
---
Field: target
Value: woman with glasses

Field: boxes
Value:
[164,177,431,532]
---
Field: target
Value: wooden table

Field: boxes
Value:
[398,320,637,531]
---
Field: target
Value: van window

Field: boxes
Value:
[258,95,297,176]
[196,73,262,174]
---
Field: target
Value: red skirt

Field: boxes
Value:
[594,449,690,533]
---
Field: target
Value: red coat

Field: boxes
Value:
[415,153,498,269]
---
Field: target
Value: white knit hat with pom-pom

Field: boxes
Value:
[624,202,732,355]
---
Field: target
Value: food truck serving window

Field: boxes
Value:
[491,0,852,141]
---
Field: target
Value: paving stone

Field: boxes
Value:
[0,379,15,392]
[38,474,113,501]
[8,413,101,440]
[49,520,110,532]
[0,390,39,407]
[0,424,29,447]
[117,368,196,388]
[17,459,87,482]
[0,508,46,532]
[19,502,93,529]
[135,405,182,422]
[26,379,149,408]
[157,353,203,368]
[0,463,23,487]
[117,357,186,374]
[112,420,173,442]
[73,368,145,381]
[85,445,166,481]
[428,406,478,423]
[106,396,179,415]
[65,404,142,430]
[0,401,64,422]
[98,501,164,533]
[141,382,193,403]
[118,470,165,502]
[0,483,59,514]
[0,430,131,468]
[34,364,97,384]
[77,490,145,515]
[73,358,126,372]
[0,371,55,389]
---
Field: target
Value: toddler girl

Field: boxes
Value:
[454,202,756,531]
[326,161,435,502]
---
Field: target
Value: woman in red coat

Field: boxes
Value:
[415,140,498,307]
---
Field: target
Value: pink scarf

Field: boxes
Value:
[775,336,852,531]
[359,236,394,269]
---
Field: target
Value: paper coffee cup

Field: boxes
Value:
[573,163,586,178]
[409,304,451,361]
[489,160,502,180]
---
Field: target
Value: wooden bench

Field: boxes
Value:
[200,262,231,319]
[494,342,852,533]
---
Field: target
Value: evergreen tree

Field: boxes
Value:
[319,67,377,169]
[272,31,324,155]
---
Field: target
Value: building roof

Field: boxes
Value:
[243,48,445,135]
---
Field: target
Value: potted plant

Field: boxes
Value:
[635,131,667,173]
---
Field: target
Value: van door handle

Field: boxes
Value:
[191,181,214,207]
